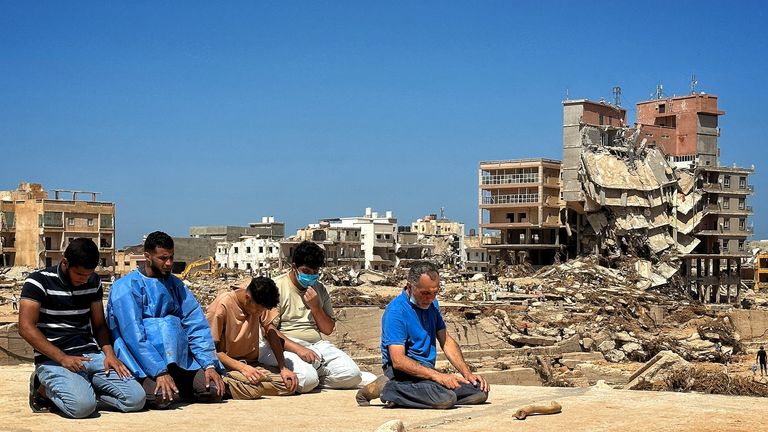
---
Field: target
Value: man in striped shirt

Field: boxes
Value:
[18,238,145,418]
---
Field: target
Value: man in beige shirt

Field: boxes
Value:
[206,277,298,399]
[258,241,364,393]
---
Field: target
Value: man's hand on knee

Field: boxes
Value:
[435,373,469,390]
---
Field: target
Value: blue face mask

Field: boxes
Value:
[296,271,319,289]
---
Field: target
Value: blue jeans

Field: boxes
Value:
[36,351,146,418]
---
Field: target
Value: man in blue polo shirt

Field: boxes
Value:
[356,261,489,409]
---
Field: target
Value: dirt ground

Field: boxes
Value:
[0,364,766,432]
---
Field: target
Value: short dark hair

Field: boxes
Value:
[246,277,279,309]
[64,238,100,269]
[292,241,325,269]
[144,231,174,252]
[407,261,439,285]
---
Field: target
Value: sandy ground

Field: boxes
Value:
[0,364,766,432]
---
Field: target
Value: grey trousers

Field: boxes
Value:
[379,364,488,409]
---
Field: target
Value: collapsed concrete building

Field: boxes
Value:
[397,214,467,270]
[561,91,755,303]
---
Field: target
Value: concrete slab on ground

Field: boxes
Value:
[1,364,766,431]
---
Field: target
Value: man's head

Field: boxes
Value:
[291,241,325,289]
[242,277,279,316]
[406,261,440,309]
[62,238,99,286]
[144,231,174,277]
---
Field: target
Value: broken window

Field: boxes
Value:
[518,213,527,223]
[658,103,666,113]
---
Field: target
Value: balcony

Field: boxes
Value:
[481,194,540,206]
[481,174,539,186]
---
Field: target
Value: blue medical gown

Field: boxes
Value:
[106,270,220,378]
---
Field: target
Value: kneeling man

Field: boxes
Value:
[358,261,489,409]
[207,277,298,399]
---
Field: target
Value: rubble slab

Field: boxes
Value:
[476,368,541,386]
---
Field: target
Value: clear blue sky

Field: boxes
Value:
[2,1,766,247]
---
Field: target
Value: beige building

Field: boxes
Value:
[0,182,115,269]
[478,159,563,265]
[115,245,145,277]
[411,214,464,236]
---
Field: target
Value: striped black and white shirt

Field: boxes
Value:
[21,265,103,364]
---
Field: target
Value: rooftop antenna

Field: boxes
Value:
[612,86,622,107]
[690,74,698,95]
[655,84,664,100]
[439,206,445,219]
[565,88,570,100]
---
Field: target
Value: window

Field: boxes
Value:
[723,219,730,230]
[738,199,745,210]
[258,246,263,253]
[234,247,239,253]
[723,199,730,209]
[658,103,666,113]
[722,241,729,252]
[723,175,731,188]
[740,218,746,230]
[739,177,747,189]
[246,247,251,253]
[124,261,129,266]
[87,218,94,227]
[67,217,75,226]
[739,240,745,251]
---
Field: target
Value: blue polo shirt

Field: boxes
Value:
[381,290,446,368]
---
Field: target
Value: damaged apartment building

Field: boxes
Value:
[397,213,466,269]
[560,88,754,302]
[0,182,115,269]
[478,158,564,266]
[211,217,286,273]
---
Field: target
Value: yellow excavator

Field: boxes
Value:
[174,257,217,280]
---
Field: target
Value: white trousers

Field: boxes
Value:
[259,338,362,393]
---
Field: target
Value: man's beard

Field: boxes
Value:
[150,263,170,277]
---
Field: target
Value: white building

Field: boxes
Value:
[322,208,398,271]
[215,237,281,273]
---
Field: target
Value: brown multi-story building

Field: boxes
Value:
[0,182,115,269]
[478,158,563,265]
